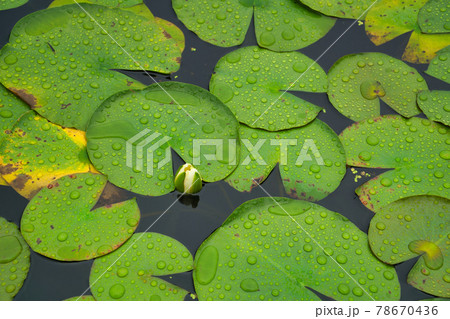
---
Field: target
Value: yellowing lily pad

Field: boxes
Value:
[173,0,335,51]
[90,232,193,300]
[0,84,29,144]
[426,46,450,84]
[0,4,182,130]
[369,195,449,297]
[418,0,450,34]
[0,217,30,301]
[299,0,374,19]
[0,112,94,199]
[194,197,401,301]
[21,173,140,261]
[327,52,427,121]
[418,90,450,125]
[0,0,27,10]
[210,46,327,131]
[226,119,346,201]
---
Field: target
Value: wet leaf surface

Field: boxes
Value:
[418,0,450,34]
[418,90,450,126]
[299,0,373,19]
[0,84,29,144]
[0,0,27,11]
[193,197,401,301]
[369,195,449,298]
[21,173,140,261]
[90,232,193,300]
[426,45,450,84]
[210,46,326,131]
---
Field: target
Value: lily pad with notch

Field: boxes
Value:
[299,0,374,19]
[0,83,29,144]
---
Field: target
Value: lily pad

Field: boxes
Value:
[0,4,182,130]
[0,112,94,199]
[0,0,27,10]
[327,52,427,121]
[0,217,30,301]
[21,173,140,261]
[365,0,450,63]
[0,84,29,144]
[369,195,449,297]
[193,197,401,301]
[226,119,346,201]
[418,90,450,126]
[340,115,449,211]
[90,232,193,301]
[418,0,450,34]
[0,177,7,186]
[65,295,96,301]
[172,0,335,51]
[86,82,240,196]
[299,0,374,19]
[210,46,327,131]
[426,46,450,84]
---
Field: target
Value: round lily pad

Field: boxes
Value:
[418,90,450,126]
[327,52,427,121]
[210,46,327,131]
[418,0,450,34]
[426,46,450,84]
[172,0,335,51]
[193,197,401,301]
[369,195,449,298]
[226,119,346,201]
[299,0,373,19]
[21,173,140,261]
[90,232,193,301]
[0,84,29,144]
[0,0,27,10]
[0,4,182,130]
[65,295,96,301]
[0,111,93,199]
[0,217,30,301]
[86,82,239,196]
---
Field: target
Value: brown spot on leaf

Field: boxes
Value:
[10,174,31,190]
[10,88,39,109]
[0,163,18,175]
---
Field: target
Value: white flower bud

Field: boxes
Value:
[174,163,203,194]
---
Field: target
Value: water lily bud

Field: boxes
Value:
[174,163,203,194]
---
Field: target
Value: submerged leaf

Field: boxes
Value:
[418,90,450,126]
[0,4,182,130]
[172,0,335,51]
[369,195,449,297]
[21,173,140,261]
[327,52,427,121]
[418,0,450,34]
[299,0,374,19]
[194,197,401,301]
[426,46,450,84]
[210,46,326,131]
[90,232,193,301]
[226,120,346,201]
[0,84,29,144]
[0,217,30,301]
[0,112,93,199]
[0,0,27,10]
[86,82,240,196]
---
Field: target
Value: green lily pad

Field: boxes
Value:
[299,0,374,19]
[0,111,94,199]
[369,195,449,297]
[90,232,193,300]
[327,52,427,121]
[86,82,240,196]
[226,119,346,201]
[0,84,29,144]
[0,217,30,301]
[418,0,450,34]
[65,295,96,301]
[172,0,335,51]
[426,46,450,84]
[193,197,401,301]
[0,4,182,130]
[21,173,140,261]
[0,0,27,10]
[418,90,450,126]
[340,115,449,211]
[210,46,327,131]
[365,0,450,63]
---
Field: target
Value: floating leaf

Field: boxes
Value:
[299,0,373,19]
[327,52,427,121]
[21,173,140,261]
[0,112,93,199]
[172,0,335,51]
[90,232,193,301]
[426,46,450,84]
[0,4,183,130]
[0,217,30,301]
[86,82,240,196]
[50,0,143,7]
[365,0,450,63]
[193,197,401,301]
[0,176,7,186]
[369,195,449,297]
[226,119,346,201]
[418,0,450,34]
[340,115,449,211]
[0,0,27,10]
[210,46,327,131]
[418,90,450,126]
[0,84,29,144]
[65,295,96,301]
